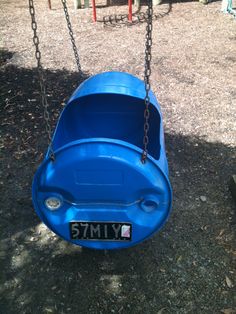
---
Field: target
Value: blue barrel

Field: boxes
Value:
[32,72,172,249]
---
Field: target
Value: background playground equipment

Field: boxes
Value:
[47,0,168,22]
[221,0,236,17]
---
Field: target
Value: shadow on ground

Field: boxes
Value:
[0,57,235,314]
[99,0,173,27]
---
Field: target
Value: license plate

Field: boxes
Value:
[70,222,132,241]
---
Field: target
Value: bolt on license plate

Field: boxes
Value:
[70,222,132,241]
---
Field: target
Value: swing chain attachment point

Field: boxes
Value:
[141,0,153,164]
[61,0,82,73]
[28,0,55,161]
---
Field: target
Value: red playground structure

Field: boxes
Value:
[48,0,133,23]
[90,0,133,22]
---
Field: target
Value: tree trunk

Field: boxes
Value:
[84,0,90,8]
[74,0,82,9]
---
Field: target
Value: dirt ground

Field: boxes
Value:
[0,0,236,313]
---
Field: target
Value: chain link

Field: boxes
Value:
[141,0,153,164]
[28,0,55,161]
[61,0,82,73]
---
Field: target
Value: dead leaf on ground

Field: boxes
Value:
[220,309,236,314]
[225,276,234,288]
[177,255,182,262]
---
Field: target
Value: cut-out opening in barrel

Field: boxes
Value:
[53,94,161,160]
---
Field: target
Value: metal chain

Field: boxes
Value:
[61,0,82,73]
[28,0,55,161]
[141,0,153,164]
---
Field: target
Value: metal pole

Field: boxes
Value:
[48,0,52,9]
[128,0,132,22]
[92,0,97,21]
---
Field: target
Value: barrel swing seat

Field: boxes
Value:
[32,72,172,249]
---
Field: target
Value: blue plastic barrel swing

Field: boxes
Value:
[32,72,172,249]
